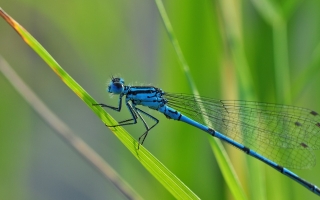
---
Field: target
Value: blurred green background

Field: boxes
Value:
[1,0,320,199]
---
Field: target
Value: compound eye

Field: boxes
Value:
[110,82,124,94]
[112,78,120,82]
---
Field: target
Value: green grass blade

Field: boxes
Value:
[292,42,320,98]
[250,1,293,199]
[250,0,291,104]
[0,55,143,200]
[154,1,247,200]
[218,1,266,199]
[0,7,199,200]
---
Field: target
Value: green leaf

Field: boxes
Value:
[0,7,199,200]
[154,1,247,200]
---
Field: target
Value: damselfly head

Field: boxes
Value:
[107,77,125,94]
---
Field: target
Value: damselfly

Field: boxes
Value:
[94,77,320,196]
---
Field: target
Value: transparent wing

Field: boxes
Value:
[164,93,320,169]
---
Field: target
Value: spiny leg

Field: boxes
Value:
[93,97,159,148]
[93,96,139,127]
[92,94,123,111]
[134,107,159,148]
[107,102,139,127]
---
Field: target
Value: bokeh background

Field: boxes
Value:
[1,0,320,199]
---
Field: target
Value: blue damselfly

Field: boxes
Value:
[94,77,320,196]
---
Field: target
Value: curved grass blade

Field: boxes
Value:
[154,1,247,200]
[292,42,320,99]
[0,7,199,199]
[217,1,265,198]
[250,0,291,104]
[0,55,142,200]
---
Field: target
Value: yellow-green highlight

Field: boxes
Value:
[0,7,199,200]
[155,1,247,199]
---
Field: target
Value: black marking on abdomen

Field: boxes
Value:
[243,146,250,154]
[295,121,302,126]
[275,165,284,173]
[208,128,215,136]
